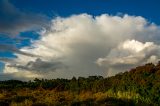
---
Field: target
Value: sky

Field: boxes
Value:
[0,0,160,80]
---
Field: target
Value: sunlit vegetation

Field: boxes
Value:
[1,62,160,105]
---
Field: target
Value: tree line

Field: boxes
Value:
[1,62,160,105]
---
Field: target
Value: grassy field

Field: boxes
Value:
[0,88,149,106]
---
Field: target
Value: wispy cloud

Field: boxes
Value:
[0,0,49,36]
[0,0,50,65]
[0,44,39,57]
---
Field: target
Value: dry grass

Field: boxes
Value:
[0,88,139,106]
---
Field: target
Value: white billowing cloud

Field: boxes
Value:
[122,39,154,53]
[98,39,160,77]
[2,13,160,80]
[96,39,160,74]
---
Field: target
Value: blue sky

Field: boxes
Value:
[10,0,160,23]
[0,0,160,80]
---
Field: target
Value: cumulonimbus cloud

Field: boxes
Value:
[2,13,160,80]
